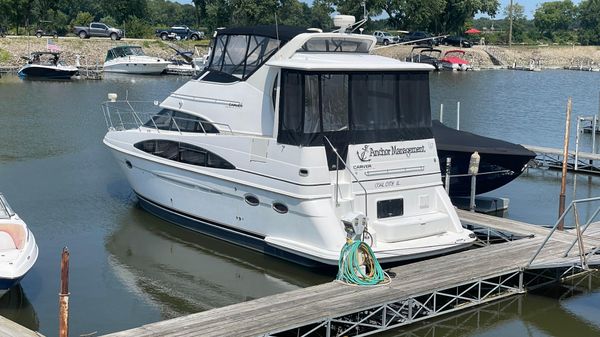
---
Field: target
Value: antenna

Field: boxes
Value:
[275,13,280,51]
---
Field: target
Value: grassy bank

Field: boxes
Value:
[0,36,209,68]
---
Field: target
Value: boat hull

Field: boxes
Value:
[103,60,170,74]
[104,134,475,268]
[17,65,78,79]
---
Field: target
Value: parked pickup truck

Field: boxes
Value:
[74,22,123,40]
[155,26,204,41]
[373,31,400,45]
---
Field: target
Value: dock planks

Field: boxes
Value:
[0,316,43,337]
[102,212,600,337]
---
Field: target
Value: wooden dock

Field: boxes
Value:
[102,209,600,337]
[0,315,43,337]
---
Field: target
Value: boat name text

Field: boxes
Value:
[357,145,426,162]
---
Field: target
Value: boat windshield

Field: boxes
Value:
[297,37,372,53]
[0,194,15,219]
[277,70,432,146]
[208,34,280,80]
[106,47,145,61]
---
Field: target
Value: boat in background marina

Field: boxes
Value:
[432,120,536,196]
[439,49,472,71]
[0,194,38,297]
[103,45,170,74]
[17,52,78,79]
[102,21,475,268]
[405,46,442,70]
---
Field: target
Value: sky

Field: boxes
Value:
[174,0,581,20]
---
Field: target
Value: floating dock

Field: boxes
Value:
[524,144,600,174]
[102,209,600,337]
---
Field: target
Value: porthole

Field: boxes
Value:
[125,160,132,169]
[244,194,259,206]
[272,202,288,214]
[299,168,309,177]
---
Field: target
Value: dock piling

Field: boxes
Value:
[59,247,70,337]
[559,98,572,230]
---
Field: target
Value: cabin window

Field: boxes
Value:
[144,109,218,133]
[134,140,235,170]
[298,37,372,53]
[278,70,432,146]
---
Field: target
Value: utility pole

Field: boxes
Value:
[508,0,514,47]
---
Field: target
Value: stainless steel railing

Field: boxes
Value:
[323,136,369,218]
[102,100,234,135]
[526,196,600,269]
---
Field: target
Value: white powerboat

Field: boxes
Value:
[102,22,475,267]
[103,46,170,74]
[0,194,38,296]
[18,52,79,79]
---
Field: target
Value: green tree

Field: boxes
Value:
[503,2,526,42]
[309,0,334,30]
[434,0,499,34]
[122,15,153,38]
[533,0,576,40]
[230,0,279,26]
[374,0,445,30]
[577,0,600,45]
[70,11,94,27]
[205,0,232,29]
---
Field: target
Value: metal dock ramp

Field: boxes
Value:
[103,203,600,337]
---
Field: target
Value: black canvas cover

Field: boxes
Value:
[432,120,535,157]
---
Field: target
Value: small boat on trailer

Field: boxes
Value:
[0,194,38,297]
[102,20,475,268]
[17,52,78,79]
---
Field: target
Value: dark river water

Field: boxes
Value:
[0,70,599,337]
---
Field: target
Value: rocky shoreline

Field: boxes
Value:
[2,36,600,71]
[374,44,600,70]
[0,36,208,70]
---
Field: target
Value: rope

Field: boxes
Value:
[336,239,389,286]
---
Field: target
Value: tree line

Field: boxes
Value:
[0,0,599,45]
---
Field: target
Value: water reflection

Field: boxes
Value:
[105,205,329,318]
[384,273,600,337]
[0,285,39,332]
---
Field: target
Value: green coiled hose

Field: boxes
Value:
[336,239,386,286]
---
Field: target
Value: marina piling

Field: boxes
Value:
[559,98,572,230]
[59,247,70,337]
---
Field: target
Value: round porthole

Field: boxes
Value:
[244,194,259,206]
[272,202,288,214]
[125,160,132,169]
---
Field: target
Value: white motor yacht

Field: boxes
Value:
[102,22,475,267]
[103,46,171,74]
[0,194,38,296]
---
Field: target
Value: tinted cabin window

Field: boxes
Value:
[144,109,218,133]
[278,70,432,146]
[134,140,235,169]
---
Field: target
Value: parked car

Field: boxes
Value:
[74,22,123,40]
[155,26,204,41]
[402,31,438,46]
[373,31,400,46]
[441,36,471,48]
[35,20,58,38]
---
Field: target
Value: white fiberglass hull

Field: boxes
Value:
[104,132,475,267]
[103,56,170,74]
[0,217,38,297]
